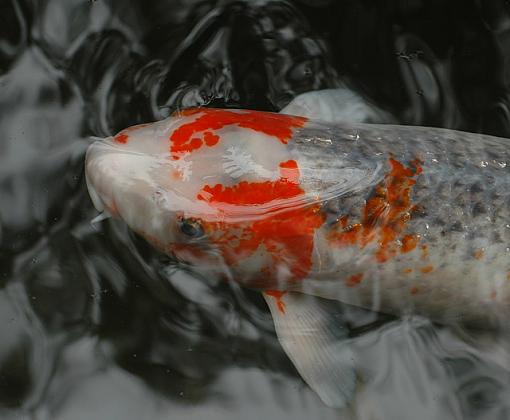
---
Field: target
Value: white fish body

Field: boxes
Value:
[85,90,510,407]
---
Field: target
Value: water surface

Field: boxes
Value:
[2,1,510,418]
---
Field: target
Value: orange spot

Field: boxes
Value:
[339,215,349,228]
[196,164,324,285]
[328,158,423,264]
[420,265,434,274]
[410,286,419,295]
[279,160,300,184]
[474,249,484,260]
[403,268,413,274]
[346,273,364,287]
[411,159,423,175]
[171,169,183,180]
[401,234,418,253]
[114,133,129,144]
[507,271,510,280]
[330,223,363,247]
[421,244,429,260]
[266,290,286,313]
[169,108,307,159]
[491,290,497,300]
[113,122,151,144]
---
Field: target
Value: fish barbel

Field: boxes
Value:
[85,103,510,407]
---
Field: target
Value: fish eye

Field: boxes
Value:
[178,217,204,238]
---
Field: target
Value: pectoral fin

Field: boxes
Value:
[263,291,356,408]
[280,88,395,124]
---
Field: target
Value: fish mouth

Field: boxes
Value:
[84,137,116,213]
[86,176,105,213]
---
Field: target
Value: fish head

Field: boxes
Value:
[85,108,321,286]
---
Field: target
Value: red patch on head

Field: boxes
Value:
[114,133,129,144]
[169,108,307,159]
[113,122,151,144]
[195,162,324,285]
[203,131,220,146]
[197,179,303,205]
[328,158,423,264]
[279,160,300,184]
[410,286,419,295]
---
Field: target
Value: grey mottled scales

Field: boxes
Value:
[287,121,510,328]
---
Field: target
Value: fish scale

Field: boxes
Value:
[287,122,510,327]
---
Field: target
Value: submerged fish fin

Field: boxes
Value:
[280,88,395,124]
[280,89,387,201]
[263,291,356,407]
[90,210,113,225]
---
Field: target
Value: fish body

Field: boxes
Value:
[86,105,510,407]
[86,107,510,327]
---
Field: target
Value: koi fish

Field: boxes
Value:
[85,93,510,408]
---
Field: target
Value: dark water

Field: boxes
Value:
[2,0,510,418]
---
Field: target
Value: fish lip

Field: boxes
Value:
[86,178,105,212]
[84,137,114,213]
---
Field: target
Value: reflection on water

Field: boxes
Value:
[2,0,510,418]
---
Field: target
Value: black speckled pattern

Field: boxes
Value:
[289,122,510,328]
